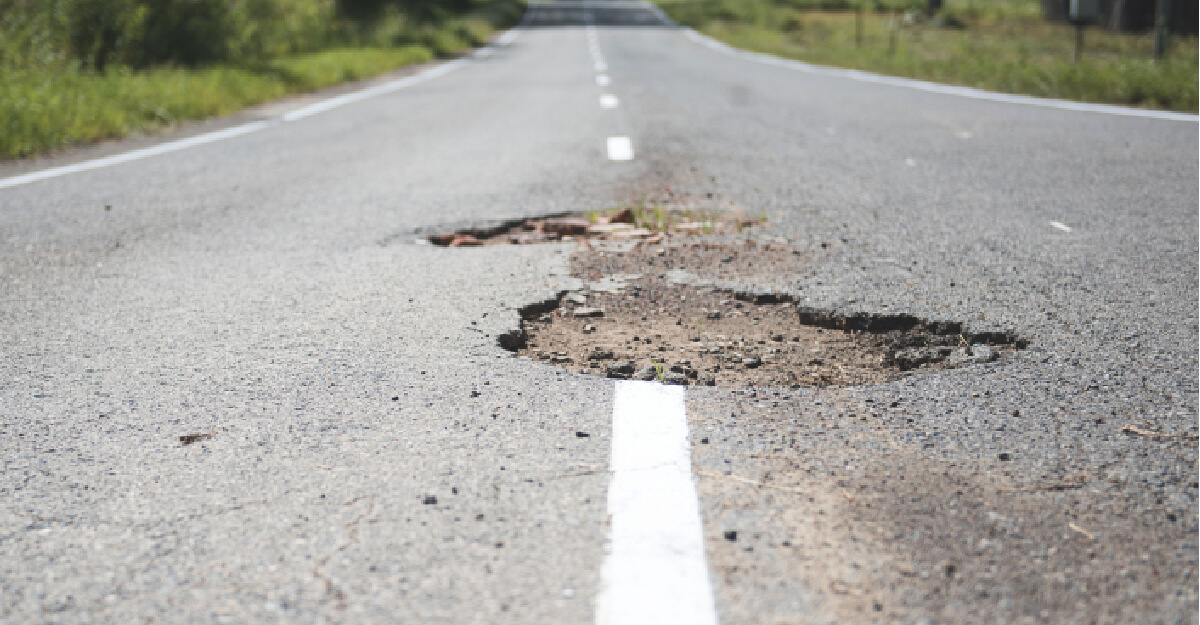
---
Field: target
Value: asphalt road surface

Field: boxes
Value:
[1,2,1197,624]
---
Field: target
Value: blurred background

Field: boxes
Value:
[0,0,1195,160]
[0,0,525,158]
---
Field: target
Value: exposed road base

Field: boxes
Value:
[506,239,1023,388]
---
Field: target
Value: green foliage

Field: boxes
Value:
[655,0,1197,111]
[271,44,431,86]
[64,0,146,70]
[335,1,518,50]
[336,0,470,20]
[0,0,68,71]
[0,0,339,69]
[136,0,232,66]
[663,0,1064,27]
[0,45,432,158]
[125,0,339,66]
[0,0,510,69]
[224,0,338,60]
[0,0,524,158]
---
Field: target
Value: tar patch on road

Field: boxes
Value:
[500,239,1025,388]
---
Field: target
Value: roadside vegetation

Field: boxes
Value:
[0,0,525,159]
[655,0,1197,112]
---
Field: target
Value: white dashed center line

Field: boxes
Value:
[1050,221,1073,232]
[586,20,632,161]
[598,381,718,625]
[607,136,634,161]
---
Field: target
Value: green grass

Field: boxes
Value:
[656,0,1198,112]
[0,46,433,158]
[0,0,526,159]
[597,197,762,234]
[271,46,433,87]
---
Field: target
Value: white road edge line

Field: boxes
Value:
[607,136,634,161]
[1050,221,1073,232]
[282,58,469,122]
[598,381,718,625]
[0,121,276,190]
[0,26,530,191]
[677,27,1198,123]
[600,94,620,109]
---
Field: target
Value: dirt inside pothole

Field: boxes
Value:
[501,239,1024,388]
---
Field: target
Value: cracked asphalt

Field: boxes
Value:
[1,2,1196,623]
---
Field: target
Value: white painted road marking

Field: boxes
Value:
[600,94,619,109]
[607,137,634,161]
[599,381,718,625]
[282,58,469,122]
[680,28,1198,123]
[496,28,521,46]
[0,29,528,191]
[586,25,606,64]
[596,74,611,86]
[1050,221,1073,232]
[0,121,276,190]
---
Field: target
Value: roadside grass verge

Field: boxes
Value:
[656,0,1198,112]
[0,46,433,159]
[0,0,525,160]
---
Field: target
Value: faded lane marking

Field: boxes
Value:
[1050,221,1073,232]
[586,24,607,68]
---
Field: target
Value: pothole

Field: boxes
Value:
[497,239,1026,388]
[422,198,764,247]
